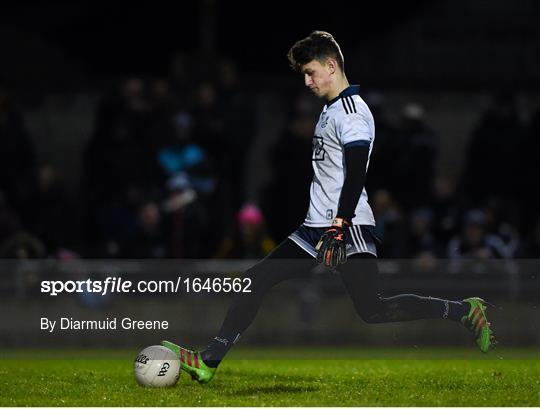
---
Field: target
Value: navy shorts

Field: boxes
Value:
[289,224,379,258]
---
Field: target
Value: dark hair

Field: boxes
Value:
[287,31,344,73]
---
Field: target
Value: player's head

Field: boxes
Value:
[287,31,345,99]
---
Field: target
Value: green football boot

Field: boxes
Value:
[161,340,216,384]
[461,297,495,353]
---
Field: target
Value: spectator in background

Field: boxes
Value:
[403,207,442,258]
[191,82,225,169]
[147,78,181,160]
[94,187,141,258]
[448,210,507,260]
[89,77,153,193]
[365,92,400,195]
[393,102,438,210]
[0,231,46,298]
[371,189,403,258]
[26,164,74,254]
[215,60,256,211]
[83,78,154,249]
[216,203,275,259]
[463,91,524,206]
[157,112,219,257]
[263,98,314,242]
[0,231,45,259]
[55,248,113,309]
[126,200,170,258]
[480,198,520,258]
[190,81,237,229]
[163,172,198,257]
[430,176,462,245]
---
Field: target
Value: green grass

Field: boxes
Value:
[1,348,538,406]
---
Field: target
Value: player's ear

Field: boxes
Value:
[326,58,337,75]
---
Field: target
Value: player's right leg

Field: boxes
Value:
[339,253,495,352]
[162,238,315,383]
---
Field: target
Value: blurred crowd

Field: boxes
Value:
[360,90,540,261]
[1,62,540,264]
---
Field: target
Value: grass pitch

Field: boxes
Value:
[1,347,538,406]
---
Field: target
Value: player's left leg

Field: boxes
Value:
[163,238,316,383]
[338,253,495,352]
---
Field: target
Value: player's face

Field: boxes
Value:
[301,60,333,99]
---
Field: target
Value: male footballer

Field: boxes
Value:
[162,31,494,384]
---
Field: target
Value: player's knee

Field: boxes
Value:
[352,300,384,324]
[361,313,384,324]
[241,267,274,294]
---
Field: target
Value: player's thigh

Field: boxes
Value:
[337,252,380,301]
[244,238,316,290]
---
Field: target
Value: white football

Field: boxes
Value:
[134,345,180,387]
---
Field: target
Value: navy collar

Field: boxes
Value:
[326,85,360,107]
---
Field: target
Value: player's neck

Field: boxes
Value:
[326,76,350,101]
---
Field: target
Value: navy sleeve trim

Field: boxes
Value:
[344,140,371,148]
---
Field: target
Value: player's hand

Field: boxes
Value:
[315,217,350,267]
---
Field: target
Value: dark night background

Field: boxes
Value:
[6,1,537,91]
[0,0,539,361]
[0,2,429,76]
[1,0,540,265]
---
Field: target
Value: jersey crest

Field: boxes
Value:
[312,135,326,161]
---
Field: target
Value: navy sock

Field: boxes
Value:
[429,297,469,321]
[201,327,241,368]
